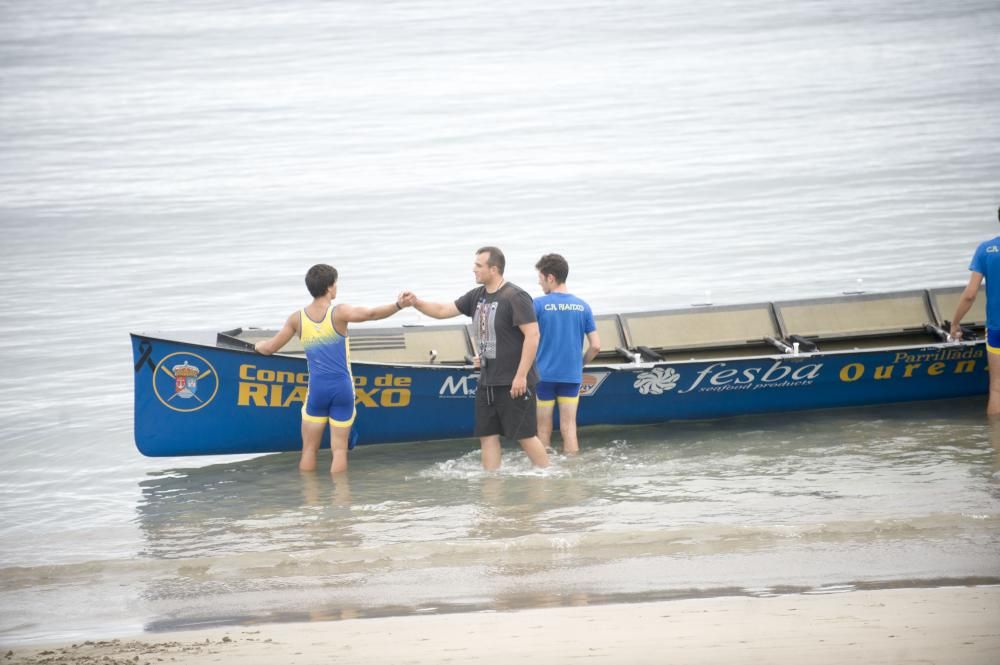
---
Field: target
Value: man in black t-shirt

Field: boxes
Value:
[402,247,550,470]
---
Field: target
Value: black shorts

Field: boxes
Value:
[474,384,537,440]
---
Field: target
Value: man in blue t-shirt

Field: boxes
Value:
[533,254,601,453]
[951,206,1000,415]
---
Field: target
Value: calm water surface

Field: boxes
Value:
[1,0,999,645]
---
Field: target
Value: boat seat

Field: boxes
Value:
[465,314,629,365]
[928,285,986,332]
[619,303,784,361]
[348,325,473,364]
[218,328,297,352]
[773,290,943,351]
[219,325,473,364]
[589,314,631,362]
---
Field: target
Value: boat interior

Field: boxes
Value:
[218,286,985,365]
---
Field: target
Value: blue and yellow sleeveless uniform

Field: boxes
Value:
[300,305,356,427]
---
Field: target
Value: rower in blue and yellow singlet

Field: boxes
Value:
[254,263,409,473]
[300,304,356,428]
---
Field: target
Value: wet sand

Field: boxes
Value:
[5,586,999,664]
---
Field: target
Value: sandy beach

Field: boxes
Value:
[4,585,998,665]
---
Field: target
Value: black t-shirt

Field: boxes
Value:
[455,282,539,386]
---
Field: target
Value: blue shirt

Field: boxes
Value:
[534,292,597,383]
[970,236,1000,330]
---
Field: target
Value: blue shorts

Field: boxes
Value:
[303,376,356,427]
[988,329,1000,354]
[536,381,581,406]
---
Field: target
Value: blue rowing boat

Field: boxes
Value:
[130,286,986,457]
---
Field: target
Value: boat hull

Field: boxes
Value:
[131,333,987,457]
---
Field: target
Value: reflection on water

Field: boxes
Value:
[135,400,1000,556]
[988,418,1000,475]
[301,470,352,508]
[3,400,998,643]
[118,399,1000,635]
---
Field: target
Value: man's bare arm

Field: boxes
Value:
[255,312,298,355]
[583,330,602,364]
[512,321,540,397]
[335,298,408,327]
[407,293,461,319]
[950,272,983,339]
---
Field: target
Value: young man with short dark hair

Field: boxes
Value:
[255,264,410,473]
[533,253,601,453]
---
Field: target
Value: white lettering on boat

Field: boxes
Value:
[439,375,477,398]
[676,361,823,394]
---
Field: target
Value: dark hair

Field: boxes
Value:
[997,205,999,223]
[535,253,569,284]
[476,246,506,275]
[305,264,338,297]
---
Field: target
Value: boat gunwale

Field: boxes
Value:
[130,331,984,371]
